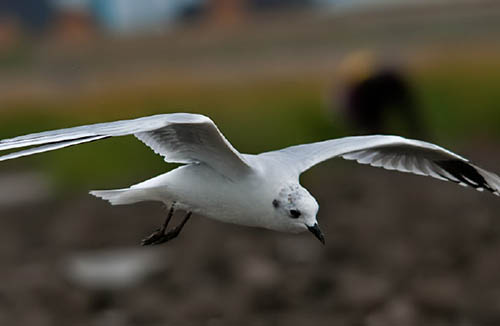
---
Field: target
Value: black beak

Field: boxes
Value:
[307,223,325,245]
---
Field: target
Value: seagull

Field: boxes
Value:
[1,113,499,245]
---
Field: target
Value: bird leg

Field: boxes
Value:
[141,202,192,245]
[141,202,176,245]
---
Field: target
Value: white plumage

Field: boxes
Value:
[1,113,499,243]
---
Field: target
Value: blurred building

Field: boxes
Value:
[3,0,426,41]
[207,0,312,24]
[2,0,492,40]
[0,0,54,32]
[0,0,53,48]
[51,2,95,42]
[52,0,319,35]
[90,0,202,35]
[314,0,454,12]
[206,0,246,26]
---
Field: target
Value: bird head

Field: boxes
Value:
[271,184,324,244]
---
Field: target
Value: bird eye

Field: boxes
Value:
[289,209,301,218]
[272,199,280,208]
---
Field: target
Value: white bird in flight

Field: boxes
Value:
[1,113,499,245]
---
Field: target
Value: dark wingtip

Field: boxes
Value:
[435,159,496,194]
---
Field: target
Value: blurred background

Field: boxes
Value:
[1,0,500,325]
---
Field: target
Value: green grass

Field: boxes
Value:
[414,61,500,141]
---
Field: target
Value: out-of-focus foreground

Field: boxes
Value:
[1,1,500,325]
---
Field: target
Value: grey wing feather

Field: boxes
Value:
[0,113,252,178]
[0,135,109,161]
[260,135,500,196]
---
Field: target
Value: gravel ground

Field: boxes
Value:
[0,145,499,326]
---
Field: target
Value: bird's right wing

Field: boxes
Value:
[259,135,500,196]
[0,113,252,179]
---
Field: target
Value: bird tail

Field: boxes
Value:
[89,188,154,205]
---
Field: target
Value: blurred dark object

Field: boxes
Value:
[206,0,312,27]
[0,0,53,33]
[53,9,94,43]
[250,0,312,10]
[335,51,426,138]
[179,1,207,22]
[206,0,247,26]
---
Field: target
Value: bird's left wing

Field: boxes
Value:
[259,135,500,195]
[0,113,252,179]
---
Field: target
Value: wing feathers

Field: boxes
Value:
[345,149,496,189]
[262,135,500,196]
[435,160,498,194]
[0,136,110,162]
[0,113,252,178]
[0,115,169,152]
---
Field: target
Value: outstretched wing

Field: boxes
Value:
[259,135,500,195]
[0,113,252,179]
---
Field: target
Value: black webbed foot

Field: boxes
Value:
[141,228,166,245]
[140,227,182,245]
[141,206,192,246]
